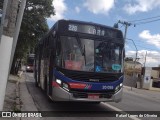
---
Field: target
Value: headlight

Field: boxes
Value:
[27,66,30,69]
[56,79,69,91]
[62,83,69,91]
[115,85,120,93]
[115,83,123,93]
[56,79,62,85]
[120,83,123,87]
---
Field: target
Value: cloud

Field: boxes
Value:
[126,50,160,67]
[139,30,160,48]
[49,0,67,21]
[75,6,80,13]
[123,0,160,14]
[83,0,115,14]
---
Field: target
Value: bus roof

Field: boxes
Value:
[38,19,123,44]
[58,19,119,31]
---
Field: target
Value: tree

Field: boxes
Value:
[10,0,55,74]
[0,1,3,23]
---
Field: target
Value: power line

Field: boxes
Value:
[117,20,134,39]
[128,15,160,22]
[135,18,160,25]
[121,15,160,26]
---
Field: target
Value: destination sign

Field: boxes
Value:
[68,24,119,38]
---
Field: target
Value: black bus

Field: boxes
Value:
[34,20,124,103]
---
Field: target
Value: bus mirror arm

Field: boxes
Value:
[75,34,86,65]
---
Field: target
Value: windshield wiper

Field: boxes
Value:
[76,34,86,65]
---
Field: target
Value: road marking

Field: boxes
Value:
[101,102,141,120]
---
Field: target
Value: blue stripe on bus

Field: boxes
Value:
[53,69,123,90]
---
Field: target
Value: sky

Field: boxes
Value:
[47,0,160,67]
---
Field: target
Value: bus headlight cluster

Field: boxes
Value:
[27,66,30,69]
[120,83,123,87]
[62,83,69,91]
[56,79,62,85]
[56,79,69,92]
[115,83,123,93]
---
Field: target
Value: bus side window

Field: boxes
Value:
[49,35,54,49]
[55,37,62,66]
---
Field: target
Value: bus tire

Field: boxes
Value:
[35,80,38,87]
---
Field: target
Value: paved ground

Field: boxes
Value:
[3,75,17,111]
[2,75,19,120]
[25,72,160,120]
[2,72,160,120]
[2,74,41,120]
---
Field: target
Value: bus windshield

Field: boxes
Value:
[60,36,123,73]
[27,57,34,65]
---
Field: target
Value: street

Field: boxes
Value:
[23,72,160,120]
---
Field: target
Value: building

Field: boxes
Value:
[124,61,142,77]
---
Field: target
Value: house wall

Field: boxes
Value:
[151,70,159,78]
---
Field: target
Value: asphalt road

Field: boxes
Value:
[25,72,160,120]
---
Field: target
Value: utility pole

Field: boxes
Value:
[127,38,138,90]
[0,0,21,111]
[117,20,135,90]
[0,0,9,42]
[144,51,147,68]
[118,20,134,40]
[9,0,27,72]
[142,51,147,89]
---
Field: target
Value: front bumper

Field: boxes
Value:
[52,86,123,103]
[26,66,33,72]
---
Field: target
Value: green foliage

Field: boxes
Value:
[0,1,3,9]
[15,0,55,59]
[11,0,54,74]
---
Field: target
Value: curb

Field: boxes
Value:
[15,76,21,120]
[16,79,21,110]
[123,85,160,92]
[20,73,38,111]
[123,85,132,89]
[19,73,42,120]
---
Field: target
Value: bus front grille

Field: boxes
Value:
[72,92,113,99]
[57,68,122,82]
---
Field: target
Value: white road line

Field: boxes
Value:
[101,102,141,120]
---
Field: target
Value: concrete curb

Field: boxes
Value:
[19,74,38,111]
[123,85,160,92]
[19,73,42,120]
[123,85,132,89]
[15,79,21,120]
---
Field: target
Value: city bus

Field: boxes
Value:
[26,54,35,72]
[34,20,124,103]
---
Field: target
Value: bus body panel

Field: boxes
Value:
[34,19,124,103]
[51,85,122,102]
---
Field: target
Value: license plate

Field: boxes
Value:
[88,94,99,99]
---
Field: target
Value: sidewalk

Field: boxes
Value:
[3,73,160,119]
[123,86,160,101]
[3,73,42,120]
[2,75,18,120]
